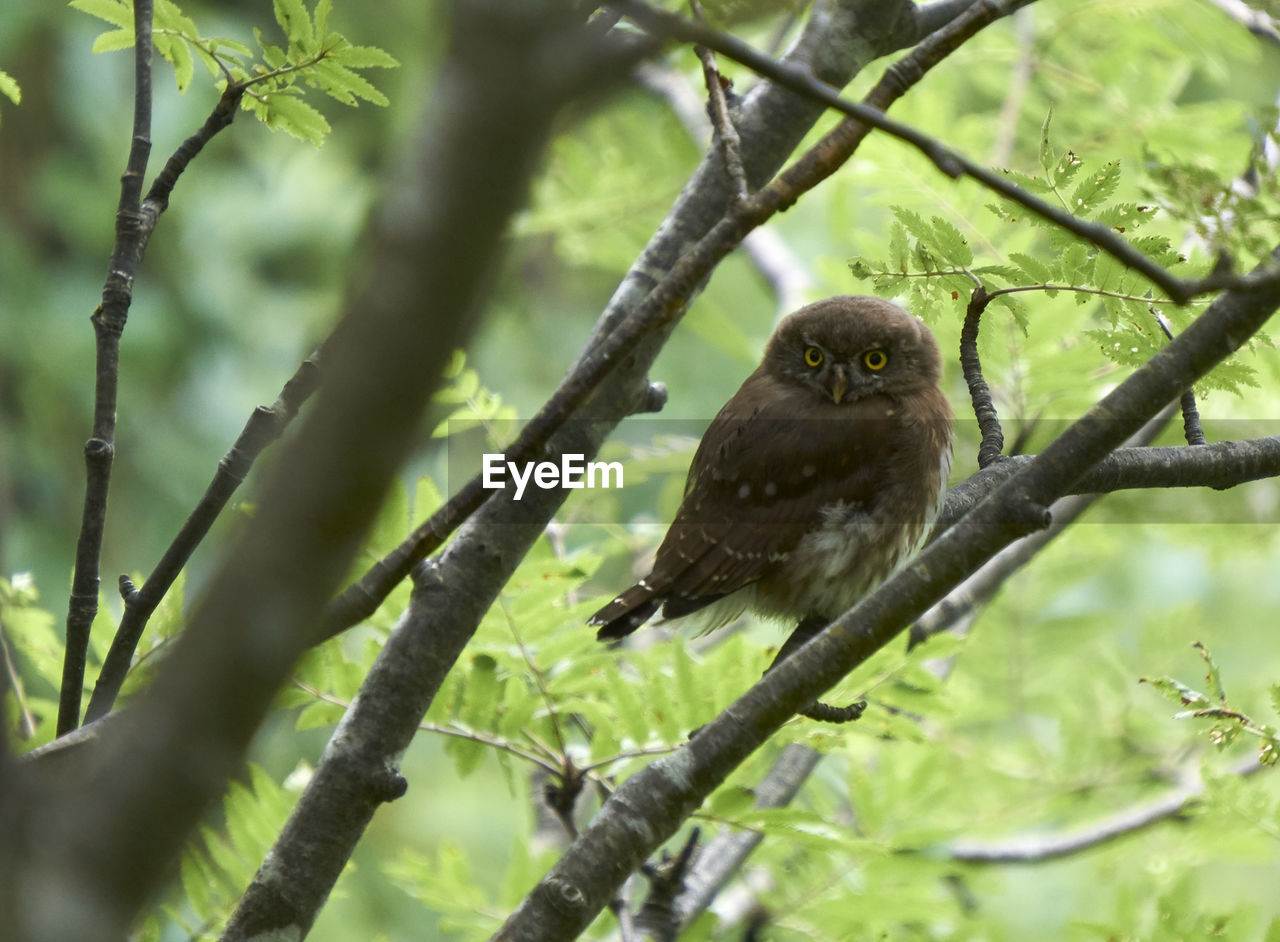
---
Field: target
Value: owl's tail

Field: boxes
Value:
[589,585,662,641]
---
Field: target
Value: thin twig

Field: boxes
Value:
[0,615,37,739]
[691,2,749,202]
[943,755,1264,863]
[498,597,571,759]
[142,81,246,219]
[84,351,322,722]
[960,286,1005,467]
[58,0,156,735]
[1152,312,1207,446]
[611,0,1280,305]
[634,62,813,314]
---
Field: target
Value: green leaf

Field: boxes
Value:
[1007,251,1053,285]
[310,58,388,106]
[1094,201,1153,233]
[1059,241,1090,283]
[888,221,910,274]
[91,29,136,54]
[1070,159,1121,215]
[181,851,215,922]
[929,216,972,267]
[1038,107,1054,176]
[155,0,201,40]
[1193,642,1227,702]
[891,206,935,248]
[1141,675,1211,709]
[334,44,400,69]
[154,32,194,92]
[69,0,133,30]
[1051,149,1083,190]
[260,92,331,145]
[274,0,313,49]
[998,167,1052,196]
[0,69,19,106]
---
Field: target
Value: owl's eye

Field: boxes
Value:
[862,349,889,371]
[803,346,823,367]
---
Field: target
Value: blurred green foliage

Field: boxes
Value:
[4,0,1280,940]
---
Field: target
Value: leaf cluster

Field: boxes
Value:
[70,0,398,144]
[1143,641,1280,766]
[848,114,1275,395]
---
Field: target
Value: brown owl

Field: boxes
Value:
[590,295,953,642]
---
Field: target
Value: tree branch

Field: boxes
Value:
[58,0,155,736]
[18,5,610,939]
[665,743,821,937]
[318,0,971,641]
[960,286,1006,467]
[494,250,1280,940]
[942,756,1264,863]
[935,434,1280,533]
[84,350,322,723]
[224,1,995,935]
[612,0,1280,305]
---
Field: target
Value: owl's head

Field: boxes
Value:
[763,295,943,404]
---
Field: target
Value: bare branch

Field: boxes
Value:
[1152,311,1207,446]
[691,3,749,202]
[84,351,322,723]
[634,62,814,315]
[943,756,1265,862]
[57,0,156,736]
[960,286,1005,468]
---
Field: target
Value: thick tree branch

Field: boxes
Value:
[17,5,610,940]
[494,252,1280,940]
[58,0,155,736]
[936,434,1280,532]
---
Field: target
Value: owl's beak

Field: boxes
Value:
[829,367,849,405]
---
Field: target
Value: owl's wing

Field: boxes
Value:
[593,375,900,639]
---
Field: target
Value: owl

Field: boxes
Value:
[590,295,953,642]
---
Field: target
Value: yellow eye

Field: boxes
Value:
[803,346,823,367]
[863,349,888,371]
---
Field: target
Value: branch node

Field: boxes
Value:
[84,437,115,462]
[369,766,408,803]
[634,380,668,415]
[118,574,139,603]
[634,827,700,938]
